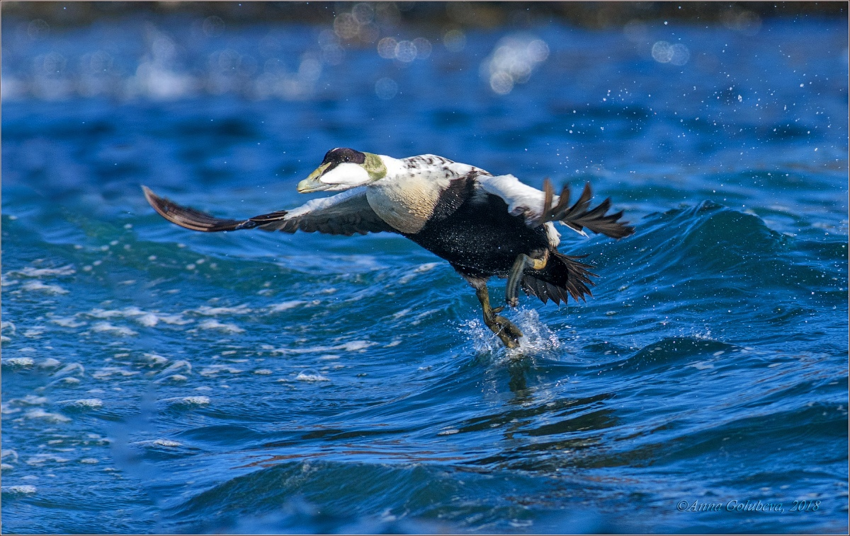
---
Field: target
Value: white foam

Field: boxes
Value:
[134,313,160,327]
[50,316,86,328]
[164,374,188,382]
[269,300,305,312]
[79,458,99,464]
[92,308,129,321]
[197,319,244,333]
[7,395,48,406]
[69,399,103,409]
[3,485,37,494]
[23,328,45,338]
[3,357,34,367]
[340,340,374,352]
[26,454,69,465]
[84,307,190,327]
[91,322,138,337]
[295,371,329,382]
[253,369,273,375]
[1,450,19,462]
[84,308,126,319]
[192,304,252,316]
[24,409,70,423]
[179,396,210,406]
[39,358,62,369]
[21,280,68,294]
[12,265,75,277]
[156,313,192,325]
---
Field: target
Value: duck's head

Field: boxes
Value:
[297,148,387,193]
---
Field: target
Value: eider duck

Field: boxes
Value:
[143,148,634,348]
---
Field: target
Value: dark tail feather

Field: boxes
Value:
[520,250,597,305]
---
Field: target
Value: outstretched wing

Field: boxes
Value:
[475,175,634,239]
[142,186,395,236]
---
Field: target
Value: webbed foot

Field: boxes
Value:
[489,314,523,348]
[476,284,524,349]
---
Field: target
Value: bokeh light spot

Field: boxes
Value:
[394,40,417,63]
[377,37,397,59]
[375,77,398,100]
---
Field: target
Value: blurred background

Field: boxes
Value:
[3,2,848,102]
[2,2,848,534]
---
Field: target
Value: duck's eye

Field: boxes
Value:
[344,156,350,162]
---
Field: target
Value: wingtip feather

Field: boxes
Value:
[142,185,246,232]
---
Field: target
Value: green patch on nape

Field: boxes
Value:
[364,152,387,181]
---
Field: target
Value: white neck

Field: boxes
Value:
[378,155,407,180]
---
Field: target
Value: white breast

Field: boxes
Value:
[366,174,442,234]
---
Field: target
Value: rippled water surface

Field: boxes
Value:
[2,8,848,534]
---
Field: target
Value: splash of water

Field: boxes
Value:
[460,307,563,361]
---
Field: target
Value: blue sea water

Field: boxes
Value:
[2,8,848,534]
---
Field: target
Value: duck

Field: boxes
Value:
[143,148,634,348]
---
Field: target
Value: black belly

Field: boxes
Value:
[403,194,550,278]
